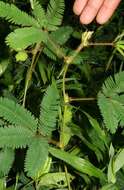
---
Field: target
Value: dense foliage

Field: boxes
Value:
[0,0,124,189]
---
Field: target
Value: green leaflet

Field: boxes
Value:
[0,126,34,149]
[108,144,116,184]
[83,112,108,160]
[0,59,9,77]
[107,145,124,184]
[98,71,124,133]
[46,0,65,31]
[38,59,49,85]
[25,138,48,179]
[44,26,73,59]
[37,172,74,189]
[107,147,124,184]
[0,178,6,190]
[38,156,52,176]
[116,171,124,190]
[6,27,48,51]
[49,147,106,180]
[0,1,39,27]
[114,149,124,173]
[38,83,60,136]
[116,40,124,57]
[50,26,73,45]
[0,148,14,177]
[43,47,57,60]
[0,98,37,132]
[32,0,47,27]
[102,72,124,96]
[88,128,106,161]
[71,123,104,161]
[100,184,119,190]
[98,93,118,133]
[83,112,107,145]
[60,104,72,148]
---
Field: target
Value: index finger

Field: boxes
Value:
[96,0,121,24]
[73,0,88,15]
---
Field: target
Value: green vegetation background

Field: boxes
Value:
[0,0,124,190]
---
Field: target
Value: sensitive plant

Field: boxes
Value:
[0,0,124,189]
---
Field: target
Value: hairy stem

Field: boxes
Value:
[89,42,114,46]
[62,41,85,102]
[69,97,96,102]
[60,40,87,190]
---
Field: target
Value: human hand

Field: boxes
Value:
[73,0,121,24]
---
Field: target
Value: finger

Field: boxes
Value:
[96,0,121,24]
[80,0,104,24]
[73,0,88,15]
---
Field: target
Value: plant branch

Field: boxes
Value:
[106,49,116,71]
[62,41,85,102]
[23,43,42,107]
[64,165,72,190]
[49,139,60,147]
[88,42,114,46]
[69,97,96,102]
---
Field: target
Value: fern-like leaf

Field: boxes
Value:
[6,27,48,51]
[46,0,65,31]
[38,83,60,136]
[50,26,73,45]
[0,98,37,132]
[98,71,124,133]
[25,137,48,178]
[0,1,39,27]
[103,72,124,96]
[43,47,57,60]
[43,26,73,59]
[98,93,119,133]
[0,148,14,177]
[32,0,47,27]
[0,126,34,148]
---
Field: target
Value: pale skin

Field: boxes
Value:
[73,0,121,24]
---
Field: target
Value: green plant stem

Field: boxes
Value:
[62,41,85,101]
[62,64,69,101]
[60,103,67,149]
[23,43,42,107]
[21,180,34,189]
[49,139,60,147]
[106,49,116,71]
[66,42,84,65]
[69,97,96,102]
[106,32,124,71]
[60,39,113,144]
[60,40,86,190]
[14,173,19,190]
[60,40,86,147]
[64,164,72,190]
[59,98,71,189]
[58,42,114,78]
[88,42,114,46]
[61,41,114,100]
[57,38,114,189]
